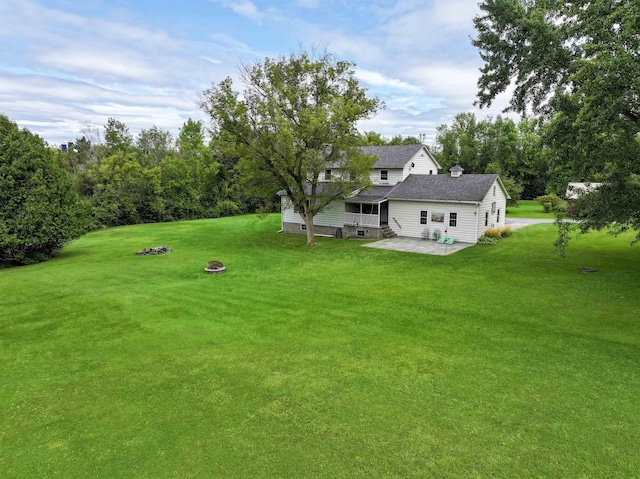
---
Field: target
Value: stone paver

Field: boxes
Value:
[363,237,474,256]
[363,218,566,255]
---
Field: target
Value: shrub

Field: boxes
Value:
[500,226,513,238]
[0,115,87,265]
[211,200,240,218]
[484,228,502,239]
[477,235,499,245]
[536,193,562,207]
[543,202,553,213]
[552,203,567,213]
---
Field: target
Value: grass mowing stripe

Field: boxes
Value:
[1,214,639,478]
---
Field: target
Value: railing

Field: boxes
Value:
[392,217,401,229]
[344,213,380,227]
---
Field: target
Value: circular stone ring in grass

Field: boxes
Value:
[205,261,226,274]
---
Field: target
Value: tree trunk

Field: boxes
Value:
[304,213,316,246]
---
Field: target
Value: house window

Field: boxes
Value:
[325,169,332,180]
[357,229,365,237]
[491,202,496,213]
[429,170,433,175]
[431,212,444,223]
[497,209,500,223]
[380,170,388,181]
[362,204,378,215]
[420,211,428,225]
[493,186,496,196]
[345,202,360,213]
[485,212,489,226]
[300,224,307,231]
[449,212,458,227]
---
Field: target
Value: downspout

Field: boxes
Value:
[476,203,480,242]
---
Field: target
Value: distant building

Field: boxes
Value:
[59,141,74,152]
[565,182,601,200]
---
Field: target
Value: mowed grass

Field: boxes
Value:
[507,199,562,218]
[1,215,639,478]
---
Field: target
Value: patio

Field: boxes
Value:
[363,237,474,255]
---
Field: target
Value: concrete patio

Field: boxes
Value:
[363,237,474,255]
[363,218,558,255]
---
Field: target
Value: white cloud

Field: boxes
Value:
[38,50,157,83]
[200,56,223,65]
[210,0,263,22]
[0,0,522,146]
[355,69,421,92]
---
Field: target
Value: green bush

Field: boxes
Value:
[500,226,513,238]
[553,203,567,213]
[211,200,240,218]
[543,202,553,213]
[477,235,499,245]
[536,193,562,207]
[0,115,87,265]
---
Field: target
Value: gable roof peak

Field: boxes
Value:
[359,144,439,169]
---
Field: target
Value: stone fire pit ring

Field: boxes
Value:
[205,261,226,274]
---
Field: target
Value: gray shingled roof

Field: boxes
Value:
[360,144,425,168]
[387,174,499,203]
[348,186,395,202]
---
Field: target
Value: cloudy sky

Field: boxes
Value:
[1,0,514,147]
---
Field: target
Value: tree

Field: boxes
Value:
[435,112,482,173]
[388,135,422,145]
[473,0,640,243]
[356,130,388,146]
[200,50,381,245]
[0,115,86,265]
[104,118,133,155]
[87,152,163,226]
[136,126,173,167]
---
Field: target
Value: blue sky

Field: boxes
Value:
[1,0,514,147]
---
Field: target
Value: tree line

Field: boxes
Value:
[54,117,262,230]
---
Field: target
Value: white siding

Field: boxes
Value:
[402,148,440,179]
[370,168,403,185]
[281,197,345,227]
[476,179,508,233]
[388,200,479,243]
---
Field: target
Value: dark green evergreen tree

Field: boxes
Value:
[0,115,86,265]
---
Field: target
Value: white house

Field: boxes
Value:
[565,182,602,200]
[280,144,510,243]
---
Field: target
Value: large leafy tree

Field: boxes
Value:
[0,115,86,265]
[200,51,381,245]
[473,0,640,242]
[136,126,174,167]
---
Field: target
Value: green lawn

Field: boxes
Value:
[1,215,639,478]
[507,199,563,219]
